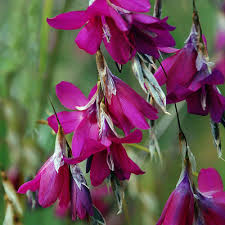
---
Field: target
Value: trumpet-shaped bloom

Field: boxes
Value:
[154,27,225,123]
[64,121,145,186]
[47,0,135,64]
[48,79,158,153]
[157,171,194,225]
[18,127,70,208]
[196,168,225,224]
[126,14,176,59]
[47,0,175,64]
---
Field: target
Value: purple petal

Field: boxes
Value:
[47,11,88,30]
[186,90,209,116]
[58,166,70,208]
[111,0,151,12]
[103,18,135,64]
[38,163,65,207]
[112,143,144,180]
[198,168,224,196]
[56,81,88,109]
[47,111,84,134]
[110,129,142,144]
[90,151,110,186]
[208,87,225,123]
[75,19,103,55]
[17,174,41,194]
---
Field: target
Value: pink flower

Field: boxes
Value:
[47,0,136,64]
[18,127,70,208]
[154,27,225,123]
[196,168,225,224]
[64,121,145,186]
[125,14,176,59]
[47,0,175,64]
[48,78,158,153]
[104,68,158,135]
[156,171,194,225]
[55,165,94,220]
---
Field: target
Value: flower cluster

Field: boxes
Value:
[47,0,175,64]
[16,0,225,223]
[158,164,225,225]
[155,23,225,124]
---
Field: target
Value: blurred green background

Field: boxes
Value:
[0,0,224,224]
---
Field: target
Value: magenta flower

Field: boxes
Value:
[47,0,175,64]
[18,127,70,208]
[55,165,94,220]
[154,27,225,123]
[125,14,176,59]
[104,68,158,135]
[48,79,158,153]
[70,164,93,220]
[156,171,194,225]
[196,168,225,224]
[47,0,137,64]
[64,121,145,186]
[185,67,225,123]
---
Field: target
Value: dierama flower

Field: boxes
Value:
[125,14,176,59]
[47,0,135,64]
[195,168,225,224]
[157,168,194,225]
[154,25,225,123]
[18,126,70,208]
[64,118,145,186]
[96,50,158,135]
[70,164,93,220]
[48,76,158,153]
[47,0,175,64]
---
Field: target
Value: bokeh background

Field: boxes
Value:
[0,0,225,224]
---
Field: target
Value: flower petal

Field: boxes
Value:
[112,143,144,180]
[56,81,88,110]
[47,111,84,134]
[198,168,224,196]
[38,163,65,207]
[17,174,41,194]
[110,129,142,144]
[75,19,102,55]
[103,19,135,64]
[90,151,110,186]
[111,0,150,12]
[47,11,88,30]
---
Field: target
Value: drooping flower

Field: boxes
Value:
[195,168,225,224]
[154,26,225,123]
[156,169,194,225]
[48,77,158,152]
[18,126,70,208]
[70,164,93,220]
[63,114,145,186]
[96,50,158,135]
[47,0,135,64]
[125,13,176,59]
[47,0,175,64]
